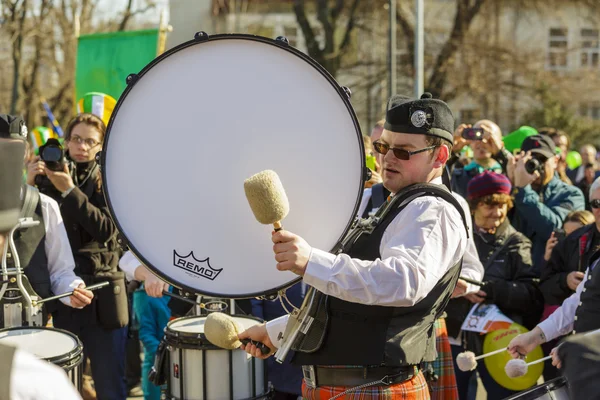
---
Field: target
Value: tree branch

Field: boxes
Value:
[339,0,361,52]
[293,0,321,59]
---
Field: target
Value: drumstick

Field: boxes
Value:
[456,348,507,371]
[32,281,109,306]
[204,312,270,355]
[459,276,485,287]
[244,170,289,232]
[161,290,205,307]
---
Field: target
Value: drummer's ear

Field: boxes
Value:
[433,144,450,168]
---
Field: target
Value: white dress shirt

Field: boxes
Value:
[10,348,81,400]
[537,262,596,341]
[39,193,83,306]
[118,250,140,282]
[266,177,469,347]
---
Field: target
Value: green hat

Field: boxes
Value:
[503,126,538,154]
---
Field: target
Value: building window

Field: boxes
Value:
[548,28,568,69]
[581,28,599,68]
[580,102,600,120]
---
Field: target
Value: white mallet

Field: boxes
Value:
[456,348,508,371]
[505,356,547,378]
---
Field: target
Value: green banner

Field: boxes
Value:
[75,29,159,101]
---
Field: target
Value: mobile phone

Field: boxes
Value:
[462,127,484,141]
[554,229,566,242]
[366,154,377,171]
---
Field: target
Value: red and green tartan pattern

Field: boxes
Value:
[426,319,459,400]
[300,370,431,400]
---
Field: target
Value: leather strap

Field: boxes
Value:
[305,365,417,387]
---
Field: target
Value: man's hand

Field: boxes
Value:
[508,327,546,359]
[238,323,276,359]
[134,264,169,297]
[480,122,504,155]
[272,230,312,276]
[567,271,585,291]
[464,290,487,304]
[70,283,94,308]
[453,124,471,153]
[26,156,46,186]
[451,279,469,298]
[45,163,75,193]
[513,151,539,188]
[550,346,562,369]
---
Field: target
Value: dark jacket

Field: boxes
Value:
[511,176,585,275]
[473,219,543,326]
[540,223,596,306]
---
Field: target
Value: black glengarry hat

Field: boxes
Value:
[384,92,454,144]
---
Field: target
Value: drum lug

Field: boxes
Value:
[341,86,352,99]
[275,36,289,45]
[364,167,372,182]
[194,31,210,41]
[95,151,103,166]
[126,73,139,86]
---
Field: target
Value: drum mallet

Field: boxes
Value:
[505,327,600,378]
[204,312,271,355]
[456,347,507,371]
[458,276,486,287]
[244,170,289,232]
[31,281,110,306]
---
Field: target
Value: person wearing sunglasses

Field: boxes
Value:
[507,134,585,277]
[238,93,469,399]
[509,176,600,376]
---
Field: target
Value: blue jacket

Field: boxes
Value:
[251,282,305,395]
[511,176,585,275]
[134,288,172,355]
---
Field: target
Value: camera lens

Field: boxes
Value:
[41,146,62,162]
[525,158,541,175]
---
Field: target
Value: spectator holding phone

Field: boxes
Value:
[450,119,513,197]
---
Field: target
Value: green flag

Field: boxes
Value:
[75,29,159,101]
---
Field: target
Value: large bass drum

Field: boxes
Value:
[101,33,365,298]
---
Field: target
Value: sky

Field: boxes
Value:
[94,0,170,25]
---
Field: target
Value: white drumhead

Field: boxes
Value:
[103,35,364,297]
[0,328,78,359]
[168,315,260,334]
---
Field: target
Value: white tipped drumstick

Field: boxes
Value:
[474,347,507,360]
[244,170,290,232]
[456,348,507,371]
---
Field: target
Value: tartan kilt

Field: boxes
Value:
[424,318,459,400]
[301,370,430,400]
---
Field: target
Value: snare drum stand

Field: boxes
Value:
[0,218,44,328]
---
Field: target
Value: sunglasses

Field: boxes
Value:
[373,141,438,161]
[591,199,600,209]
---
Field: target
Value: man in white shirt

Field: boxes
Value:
[239,93,469,398]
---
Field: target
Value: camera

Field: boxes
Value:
[461,127,484,141]
[35,139,67,192]
[525,157,545,175]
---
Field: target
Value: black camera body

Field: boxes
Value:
[461,127,484,141]
[525,158,544,175]
[35,139,67,194]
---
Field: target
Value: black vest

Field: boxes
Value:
[294,184,465,366]
[6,189,52,299]
[573,262,600,334]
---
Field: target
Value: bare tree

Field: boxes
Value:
[118,0,156,31]
[1,0,29,114]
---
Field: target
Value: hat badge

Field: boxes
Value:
[410,110,428,128]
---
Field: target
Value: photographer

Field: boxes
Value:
[0,115,92,326]
[450,119,513,197]
[507,135,585,276]
[27,113,128,400]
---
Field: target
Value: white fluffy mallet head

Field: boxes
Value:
[244,170,289,229]
[204,312,244,350]
[505,359,528,378]
[456,351,477,372]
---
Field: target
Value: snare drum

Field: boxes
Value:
[503,377,570,400]
[164,315,268,400]
[101,33,365,299]
[0,326,84,392]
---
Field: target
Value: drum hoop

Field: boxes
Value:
[100,33,366,299]
[0,326,84,365]
[503,377,568,399]
[164,314,264,349]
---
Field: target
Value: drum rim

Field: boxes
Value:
[0,326,84,365]
[502,377,568,399]
[100,32,366,299]
[164,314,264,349]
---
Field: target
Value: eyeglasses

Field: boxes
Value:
[69,135,100,148]
[372,141,438,161]
[590,199,600,209]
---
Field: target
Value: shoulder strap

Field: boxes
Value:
[0,344,16,399]
[389,183,469,238]
[20,185,40,219]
